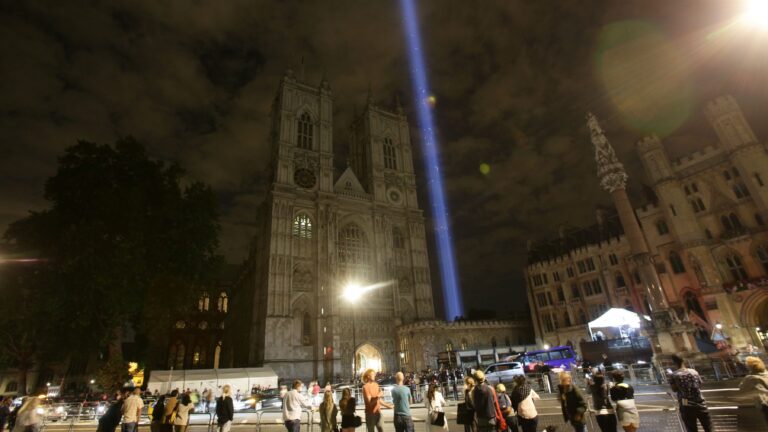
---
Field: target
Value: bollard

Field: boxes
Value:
[542,374,552,394]
[713,363,722,381]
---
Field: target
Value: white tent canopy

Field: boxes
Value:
[146,367,278,396]
[588,308,644,330]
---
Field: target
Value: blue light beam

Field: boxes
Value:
[400,0,464,320]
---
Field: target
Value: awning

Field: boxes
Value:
[146,367,278,395]
[588,308,647,330]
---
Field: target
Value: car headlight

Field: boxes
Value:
[97,406,106,414]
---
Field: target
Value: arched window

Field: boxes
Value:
[301,312,311,345]
[460,338,468,350]
[756,244,768,273]
[338,223,371,281]
[213,341,222,369]
[5,381,18,393]
[383,137,397,170]
[656,220,669,235]
[198,293,210,311]
[729,213,743,229]
[198,321,208,330]
[445,341,453,351]
[392,227,405,249]
[217,292,228,313]
[293,214,313,239]
[297,112,313,150]
[174,320,186,329]
[725,254,748,281]
[192,345,202,367]
[683,292,706,321]
[169,341,185,369]
[563,313,572,327]
[615,272,626,288]
[491,337,497,348]
[669,252,686,274]
[578,309,587,325]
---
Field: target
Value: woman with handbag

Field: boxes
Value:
[510,376,539,432]
[609,371,639,432]
[340,388,361,432]
[427,383,448,431]
[588,372,617,432]
[457,377,476,432]
[319,390,339,432]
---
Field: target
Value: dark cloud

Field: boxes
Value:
[2,0,768,317]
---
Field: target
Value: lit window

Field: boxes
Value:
[293,214,313,239]
[198,293,210,311]
[297,112,313,150]
[383,138,397,170]
[174,320,186,329]
[217,292,229,313]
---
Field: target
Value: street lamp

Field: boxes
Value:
[90,379,95,385]
[343,282,363,381]
[742,0,768,30]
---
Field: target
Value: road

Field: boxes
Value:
[39,381,765,432]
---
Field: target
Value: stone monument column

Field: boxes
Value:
[587,113,691,356]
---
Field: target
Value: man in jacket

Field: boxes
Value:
[216,385,235,432]
[472,371,497,432]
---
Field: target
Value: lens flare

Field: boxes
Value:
[743,0,768,30]
[400,0,464,320]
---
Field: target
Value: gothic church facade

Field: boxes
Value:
[230,71,436,382]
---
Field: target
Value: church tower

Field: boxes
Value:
[236,72,437,382]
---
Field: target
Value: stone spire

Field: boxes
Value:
[587,113,628,193]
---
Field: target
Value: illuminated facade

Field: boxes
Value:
[526,96,768,356]
[230,71,437,382]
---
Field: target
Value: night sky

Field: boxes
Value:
[3,1,768,317]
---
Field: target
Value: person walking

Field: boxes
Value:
[391,372,414,432]
[362,369,393,432]
[283,380,313,432]
[739,356,768,426]
[496,384,517,432]
[510,376,539,432]
[669,355,712,432]
[472,371,498,432]
[557,372,587,432]
[339,388,359,432]
[609,371,639,432]
[121,387,145,432]
[319,390,338,432]
[458,377,476,432]
[174,393,194,432]
[427,383,448,431]
[164,390,180,432]
[12,397,41,432]
[588,372,617,432]
[151,396,166,432]
[215,385,235,432]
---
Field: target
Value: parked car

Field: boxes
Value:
[483,362,525,385]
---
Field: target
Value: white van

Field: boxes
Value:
[483,362,525,385]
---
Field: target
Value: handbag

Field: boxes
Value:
[352,416,362,427]
[455,402,473,425]
[430,411,446,426]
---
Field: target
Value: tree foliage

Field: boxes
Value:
[3,137,221,360]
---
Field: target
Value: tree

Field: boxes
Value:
[3,137,221,367]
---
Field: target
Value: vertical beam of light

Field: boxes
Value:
[400,0,464,320]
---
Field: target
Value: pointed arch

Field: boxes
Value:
[297,111,314,150]
[383,137,398,170]
[338,222,372,282]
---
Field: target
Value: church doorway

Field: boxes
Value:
[741,290,768,350]
[355,343,383,374]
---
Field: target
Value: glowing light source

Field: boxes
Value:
[543,344,550,350]
[479,163,491,175]
[400,0,464,320]
[715,322,723,330]
[743,0,768,30]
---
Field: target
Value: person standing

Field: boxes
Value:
[495,384,517,432]
[459,377,476,432]
[739,356,768,426]
[97,391,126,432]
[362,369,393,432]
[339,388,358,432]
[472,371,498,432]
[12,397,41,432]
[391,372,414,432]
[0,398,10,432]
[174,393,194,432]
[510,376,539,432]
[319,390,338,432]
[283,380,313,432]
[427,383,448,431]
[164,390,180,432]
[609,371,639,432]
[557,372,587,432]
[588,372,617,432]
[121,388,145,432]
[216,385,234,432]
[151,396,166,432]
[669,355,713,432]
